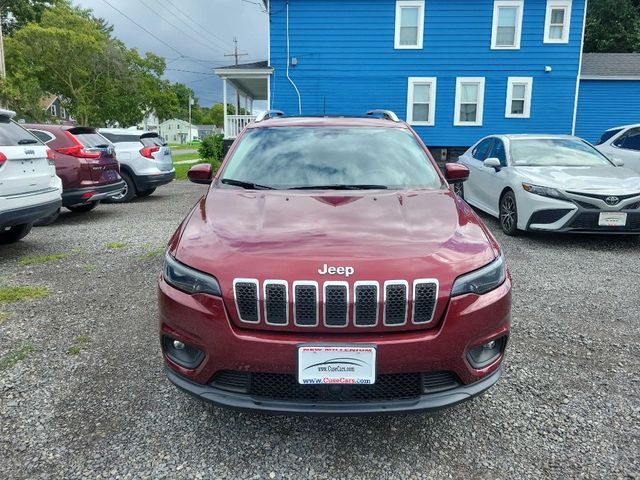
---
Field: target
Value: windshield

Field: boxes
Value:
[510,138,613,167]
[220,127,443,190]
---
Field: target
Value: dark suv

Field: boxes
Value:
[159,110,511,415]
[27,125,123,223]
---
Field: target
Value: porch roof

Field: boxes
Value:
[214,61,272,100]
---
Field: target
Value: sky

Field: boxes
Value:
[74,0,268,108]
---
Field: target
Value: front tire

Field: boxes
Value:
[0,223,33,244]
[106,172,136,203]
[67,201,100,213]
[499,191,519,236]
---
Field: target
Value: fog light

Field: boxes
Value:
[162,336,204,369]
[467,337,506,369]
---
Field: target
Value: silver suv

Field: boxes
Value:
[99,128,175,202]
[0,109,62,243]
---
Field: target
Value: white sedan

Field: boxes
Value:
[456,135,640,235]
[594,124,640,175]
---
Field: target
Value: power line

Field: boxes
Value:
[166,68,215,75]
[155,0,236,51]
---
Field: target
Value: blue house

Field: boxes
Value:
[215,1,637,159]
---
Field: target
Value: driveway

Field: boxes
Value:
[0,181,638,479]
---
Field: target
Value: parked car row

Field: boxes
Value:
[0,109,176,243]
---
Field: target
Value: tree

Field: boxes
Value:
[0,0,54,36]
[584,0,640,52]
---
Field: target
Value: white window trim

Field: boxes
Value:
[544,0,572,44]
[394,0,425,50]
[49,105,57,116]
[406,77,437,126]
[491,0,524,50]
[454,77,485,127]
[505,77,533,118]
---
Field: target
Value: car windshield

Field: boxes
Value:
[510,138,613,167]
[220,127,443,190]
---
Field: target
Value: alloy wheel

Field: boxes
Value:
[500,194,516,233]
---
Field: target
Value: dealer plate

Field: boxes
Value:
[297,344,376,385]
[599,212,627,227]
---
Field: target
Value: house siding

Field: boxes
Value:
[269,0,586,147]
[575,80,640,143]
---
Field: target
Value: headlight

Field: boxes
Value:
[451,254,506,297]
[522,183,564,199]
[163,253,221,296]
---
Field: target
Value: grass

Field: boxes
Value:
[83,264,97,273]
[18,252,71,266]
[67,335,91,355]
[138,245,166,260]
[0,312,13,323]
[0,344,36,370]
[0,286,50,305]
[173,152,201,162]
[106,242,127,250]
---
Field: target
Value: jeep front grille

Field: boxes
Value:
[232,278,439,329]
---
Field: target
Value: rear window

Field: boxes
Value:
[596,128,623,145]
[101,132,142,144]
[140,133,166,147]
[69,129,111,148]
[0,117,40,146]
[221,127,443,190]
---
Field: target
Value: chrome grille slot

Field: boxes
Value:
[294,282,318,326]
[323,282,348,327]
[384,281,408,326]
[354,282,379,327]
[233,279,259,323]
[264,281,288,325]
[412,280,438,324]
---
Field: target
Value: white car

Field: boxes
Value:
[98,128,175,203]
[595,124,640,174]
[457,134,640,235]
[0,109,62,243]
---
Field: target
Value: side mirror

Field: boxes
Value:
[187,163,213,184]
[611,157,624,167]
[483,158,501,170]
[445,163,470,184]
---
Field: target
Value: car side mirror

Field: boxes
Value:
[187,163,213,184]
[445,163,470,184]
[483,158,501,171]
[611,157,624,167]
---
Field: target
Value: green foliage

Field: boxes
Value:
[0,286,50,304]
[198,134,225,162]
[18,252,71,266]
[106,242,127,249]
[0,344,36,370]
[0,0,53,36]
[585,0,640,52]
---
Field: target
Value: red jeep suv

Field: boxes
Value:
[26,124,123,222]
[159,110,511,414]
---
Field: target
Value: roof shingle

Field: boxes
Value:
[581,53,640,79]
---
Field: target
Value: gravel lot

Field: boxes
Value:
[0,181,638,479]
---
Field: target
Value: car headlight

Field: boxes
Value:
[522,183,564,199]
[451,254,506,297]
[163,253,221,296]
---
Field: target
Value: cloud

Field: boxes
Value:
[74,0,268,107]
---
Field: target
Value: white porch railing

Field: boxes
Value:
[224,115,256,138]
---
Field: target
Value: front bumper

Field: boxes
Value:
[159,274,511,414]
[62,181,126,207]
[165,364,502,415]
[134,170,176,191]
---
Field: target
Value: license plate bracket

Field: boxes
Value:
[297,344,376,385]
[598,212,627,227]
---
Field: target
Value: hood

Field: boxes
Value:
[516,166,640,194]
[173,187,497,294]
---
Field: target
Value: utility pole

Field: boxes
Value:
[224,37,247,114]
[0,8,6,79]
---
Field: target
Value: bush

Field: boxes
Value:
[198,134,224,162]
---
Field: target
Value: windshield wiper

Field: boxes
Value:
[287,184,388,190]
[18,138,38,145]
[220,178,275,190]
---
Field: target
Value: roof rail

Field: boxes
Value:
[255,110,285,122]
[0,108,16,119]
[366,109,400,122]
